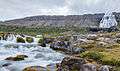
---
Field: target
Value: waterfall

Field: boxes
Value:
[0,34,66,71]
[99,12,118,28]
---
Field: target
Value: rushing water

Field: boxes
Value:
[0,35,66,71]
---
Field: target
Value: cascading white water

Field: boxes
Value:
[0,34,66,71]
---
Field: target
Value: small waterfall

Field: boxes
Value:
[0,67,10,71]
[0,34,66,71]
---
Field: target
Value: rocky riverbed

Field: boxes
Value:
[0,32,120,71]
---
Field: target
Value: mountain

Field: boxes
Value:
[1,12,120,27]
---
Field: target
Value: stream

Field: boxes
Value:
[0,35,66,71]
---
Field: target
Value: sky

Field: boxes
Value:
[0,0,120,21]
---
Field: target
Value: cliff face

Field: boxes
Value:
[2,12,120,27]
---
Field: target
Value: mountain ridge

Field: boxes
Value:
[1,12,120,27]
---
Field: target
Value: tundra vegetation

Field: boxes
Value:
[1,24,120,71]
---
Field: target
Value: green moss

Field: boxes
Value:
[38,38,44,43]
[17,37,25,43]
[114,66,120,71]
[26,37,34,43]
[80,51,104,61]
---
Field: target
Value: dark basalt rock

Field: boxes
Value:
[2,63,12,67]
[44,38,54,44]
[38,42,46,47]
[50,41,84,54]
[23,66,47,71]
[58,57,86,71]
[5,55,28,61]
[50,41,68,51]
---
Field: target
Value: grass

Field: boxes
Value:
[0,25,87,36]
[80,45,120,66]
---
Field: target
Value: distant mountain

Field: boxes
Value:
[1,12,120,27]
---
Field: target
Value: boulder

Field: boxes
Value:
[2,63,12,67]
[87,34,98,40]
[47,63,59,71]
[115,33,120,38]
[81,63,97,71]
[44,38,54,44]
[16,37,25,43]
[116,38,120,44]
[26,37,34,43]
[50,41,68,51]
[38,38,46,47]
[58,57,86,71]
[99,65,112,71]
[5,55,28,61]
[69,47,85,54]
[34,53,44,59]
[23,66,47,71]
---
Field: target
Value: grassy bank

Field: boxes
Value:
[0,25,87,36]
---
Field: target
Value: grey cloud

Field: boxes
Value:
[0,0,120,20]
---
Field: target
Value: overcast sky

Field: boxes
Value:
[0,0,120,21]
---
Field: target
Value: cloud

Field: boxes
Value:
[0,0,120,20]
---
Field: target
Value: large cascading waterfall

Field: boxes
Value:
[0,34,41,44]
[0,34,66,71]
[99,12,118,28]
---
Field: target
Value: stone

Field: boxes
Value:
[16,37,25,43]
[38,42,46,47]
[34,53,44,59]
[115,33,120,38]
[23,66,47,71]
[50,41,68,51]
[116,38,120,44]
[58,57,86,71]
[26,37,34,43]
[5,55,28,61]
[97,42,108,47]
[81,63,97,71]
[87,34,98,40]
[99,65,111,71]
[70,47,85,54]
[2,63,12,67]
[47,63,59,71]
[44,38,54,44]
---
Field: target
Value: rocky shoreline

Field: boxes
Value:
[0,32,120,71]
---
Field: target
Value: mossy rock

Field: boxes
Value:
[5,55,28,61]
[80,51,104,61]
[38,38,44,43]
[26,37,34,43]
[114,66,120,71]
[17,37,25,43]
[23,66,47,71]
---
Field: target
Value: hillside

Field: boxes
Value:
[0,12,119,28]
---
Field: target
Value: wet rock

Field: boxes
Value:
[81,63,97,71]
[38,38,46,47]
[34,53,44,59]
[5,55,28,61]
[99,65,111,71]
[26,37,34,43]
[2,63,12,67]
[69,47,85,54]
[23,66,47,71]
[16,37,25,43]
[38,42,46,47]
[44,38,54,44]
[58,57,86,71]
[47,63,59,71]
[50,41,68,51]
[115,33,120,38]
[97,42,108,47]
[87,34,98,40]
[116,38,120,44]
